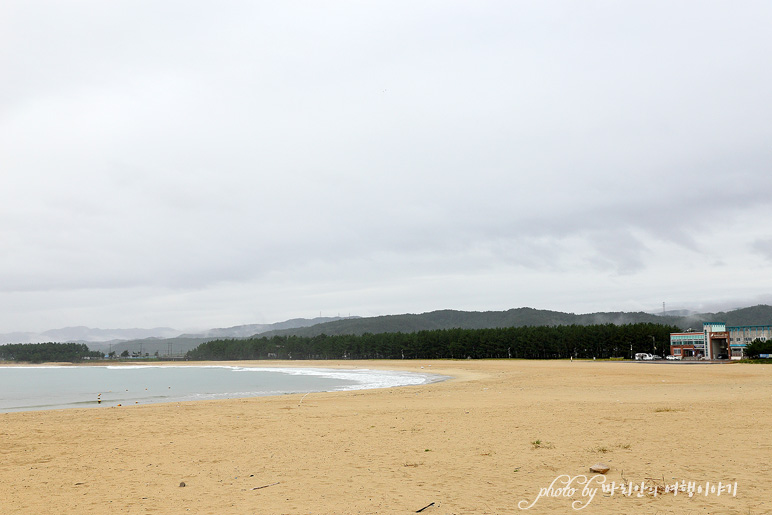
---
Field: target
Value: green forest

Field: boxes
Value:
[0,343,103,363]
[744,338,772,358]
[186,323,679,360]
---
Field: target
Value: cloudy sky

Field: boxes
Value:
[2,1,772,333]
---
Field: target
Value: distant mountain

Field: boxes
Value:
[0,317,351,346]
[6,305,772,353]
[0,326,180,344]
[656,309,698,317]
[255,305,772,338]
[0,332,37,344]
[255,308,675,338]
[691,304,772,328]
[179,317,352,339]
[89,337,215,357]
[41,326,181,342]
[86,317,354,356]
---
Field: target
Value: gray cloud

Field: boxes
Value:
[2,1,772,331]
[753,239,772,262]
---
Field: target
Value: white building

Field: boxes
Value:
[671,322,772,360]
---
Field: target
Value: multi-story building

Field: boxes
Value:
[727,324,772,359]
[670,322,772,360]
[669,330,705,358]
[703,322,730,360]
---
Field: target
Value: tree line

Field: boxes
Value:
[186,323,680,360]
[0,342,103,363]
[744,339,772,359]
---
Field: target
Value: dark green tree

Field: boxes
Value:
[744,339,772,359]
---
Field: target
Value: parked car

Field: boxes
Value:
[635,353,652,361]
[650,355,663,360]
[666,355,681,360]
[716,353,729,360]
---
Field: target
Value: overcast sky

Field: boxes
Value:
[2,1,772,333]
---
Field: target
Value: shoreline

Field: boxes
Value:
[0,361,452,414]
[1,359,768,513]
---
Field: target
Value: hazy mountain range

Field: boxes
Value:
[4,305,772,356]
[0,327,182,345]
[0,317,349,349]
[255,305,772,338]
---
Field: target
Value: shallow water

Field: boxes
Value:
[0,365,446,412]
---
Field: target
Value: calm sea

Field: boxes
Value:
[0,365,446,413]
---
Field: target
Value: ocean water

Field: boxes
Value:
[0,365,446,413]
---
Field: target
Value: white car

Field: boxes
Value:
[666,355,681,360]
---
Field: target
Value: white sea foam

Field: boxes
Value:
[103,364,446,390]
[0,365,448,412]
[231,366,445,390]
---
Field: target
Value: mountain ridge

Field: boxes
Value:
[254,305,772,338]
[4,305,772,354]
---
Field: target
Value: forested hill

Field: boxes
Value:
[253,308,668,338]
[259,308,588,337]
[255,305,772,338]
[187,323,680,361]
[713,304,772,326]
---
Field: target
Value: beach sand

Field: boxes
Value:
[1,359,769,514]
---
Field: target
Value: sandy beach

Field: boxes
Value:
[1,359,769,514]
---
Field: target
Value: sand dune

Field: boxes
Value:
[1,360,768,514]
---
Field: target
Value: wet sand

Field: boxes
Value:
[1,360,769,514]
